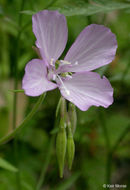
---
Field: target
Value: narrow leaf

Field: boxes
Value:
[0,157,18,172]
[20,10,36,15]
[9,89,24,93]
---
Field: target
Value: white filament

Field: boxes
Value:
[56,75,70,95]
[60,60,71,66]
[60,60,78,66]
[52,74,56,81]
[74,61,78,65]
[50,58,54,66]
[66,75,72,79]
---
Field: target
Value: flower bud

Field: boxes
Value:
[67,122,75,170]
[69,103,77,134]
[60,97,67,118]
[56,120,67,178]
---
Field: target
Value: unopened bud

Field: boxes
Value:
[67,122,75,170]
[56,120,67,178]
[69,103,77,134]
[60,97,67,118]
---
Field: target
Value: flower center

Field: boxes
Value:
[48,59,78,96]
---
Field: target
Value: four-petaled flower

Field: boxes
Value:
[22,10,117,111]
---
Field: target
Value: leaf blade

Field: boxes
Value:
[0,157,18,172]
[49,1,130,16]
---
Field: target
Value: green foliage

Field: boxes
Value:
[20,0,130,16]
[49,0,130,16]
[0,158,18,172]
[0,0,130,189]
[104,113,130,147]
[54,172,80,190]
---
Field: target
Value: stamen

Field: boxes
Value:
[60,60,71,66]
[66,75,72,79]
[60,60,78,67]
[74,61,78,65]
[50,58,54,66]
[57,75,70,95]
[53,74,56,81]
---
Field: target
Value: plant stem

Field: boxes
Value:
[36,136,54,190]
[98,111,111,184]
[106,151,112,184]
[98,111,110,149]
[111,124,130,155]
[13,0,25,130]
[0,94,46,145]
[121,60,130,85]
[106,124,130,184]
[12,1,25,189]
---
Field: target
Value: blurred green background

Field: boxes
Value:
[0,0,130,189]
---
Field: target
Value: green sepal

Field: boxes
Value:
[56,121,67,178]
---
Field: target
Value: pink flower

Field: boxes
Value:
[22,10,117,111]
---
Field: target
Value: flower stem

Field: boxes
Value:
[98,111,111,184]
[12,0,25,189]
[99,111,130,184]
[121,60,130,85]
[106,151,112,184]
[111,124,130,155]
[98,111,110,149]
[13,0,25,130]
[0,94,46,145]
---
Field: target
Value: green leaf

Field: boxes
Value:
[20,10,36,15]
[18,1,130,17]
[49,1,130,16]
[104,113,130,147]
[0,157,18,172]
[9,89,24,93]
[82,156,106,190]
[0,6,3,15]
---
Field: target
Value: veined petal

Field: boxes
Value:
[58,72,113,111]
[22,59,57,96]
[61,24,117,73]
[32,10,68,65]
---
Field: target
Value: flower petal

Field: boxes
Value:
[22,59,57,96]
[58,72,113,111]
[61,24,117,73]
[32,10,68,65]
